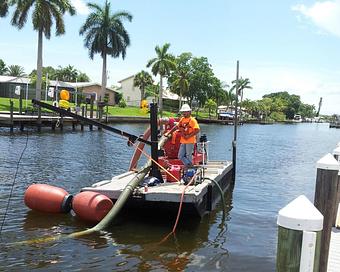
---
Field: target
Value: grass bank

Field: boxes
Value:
[0,97,213,119]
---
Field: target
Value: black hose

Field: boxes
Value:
[203,177,226,220]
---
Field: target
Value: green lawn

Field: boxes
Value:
[0,97,214,119]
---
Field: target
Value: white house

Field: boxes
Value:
[118,75,142,107]
[118,74,184,107]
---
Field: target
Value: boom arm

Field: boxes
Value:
[32,99,152,145]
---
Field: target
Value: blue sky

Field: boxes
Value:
[0,0,339,114]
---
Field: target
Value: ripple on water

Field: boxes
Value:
[0,123,339,271]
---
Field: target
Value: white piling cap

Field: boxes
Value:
[277,195,323,231]
[333,146,340,156]
[316,153,340,171]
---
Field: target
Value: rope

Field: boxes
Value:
[0,129,29,237]
[158,173,198,245]
[127,139,181,183]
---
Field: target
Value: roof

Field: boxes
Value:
[67,82,118,93]
[0,76,117,92]
[0,75,30,84]
[118,74,135,83]
[162,89,187,101]
[0,75,73,88]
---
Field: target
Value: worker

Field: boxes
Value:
[176,104,200,167]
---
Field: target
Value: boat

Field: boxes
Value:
[330,115,340,128]
[25,100,234,222]
[81,117,233,217]
[293,114,302,123]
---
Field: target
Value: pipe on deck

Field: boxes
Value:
[68,134,170,238]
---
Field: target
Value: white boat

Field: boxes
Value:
[293,114,302,123]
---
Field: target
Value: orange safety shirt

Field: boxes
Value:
[177,117,200,144]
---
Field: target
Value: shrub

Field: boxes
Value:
[270,111,286,121]
[119,98,127,108]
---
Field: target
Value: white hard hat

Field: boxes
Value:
[179,104,192,112]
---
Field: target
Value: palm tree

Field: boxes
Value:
[61,65,78,82]
[0,0,10,17]
[6,65,26,77]
[10,0,75,100]
[77,72,90,82]
[0,59,8,75]
[133,70,153,103]
[80,1,132,101]
[172,69,190,111]
[147,43,176,114]
[231,77,252,120]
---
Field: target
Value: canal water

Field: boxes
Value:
[0,123,339,271]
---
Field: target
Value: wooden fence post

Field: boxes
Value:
[277,195,323,272]
[314,153,340,272]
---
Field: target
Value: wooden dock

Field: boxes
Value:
[328,228,340,271]
[0,113,82,131]
[0,113,152,132]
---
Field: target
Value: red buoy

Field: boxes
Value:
[24,184,73,213]
[72,191,113,222]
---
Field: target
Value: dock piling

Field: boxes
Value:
[81,106,85,131]
[232,60,239,183]
[276,195,323,272]
[97,101,102,131]
[19,91,23,115]
[333,146,340,161]
[10,100,14,133]
[314,153,340,272]
[89,96,94,131]
[37,105,41,132]
[60,114,64,131]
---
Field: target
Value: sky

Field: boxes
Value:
[0,0,339,114]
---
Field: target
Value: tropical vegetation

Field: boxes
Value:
[2,0,76,100]
[80,0,132,102]
[147,43,176,114]
[6,64,26,77]
[133,70,153,103]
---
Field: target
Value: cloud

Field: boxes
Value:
[292,1,340,37]
[71,0,89,15]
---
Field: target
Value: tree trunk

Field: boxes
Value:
[178,91,182,111]
[36,30,43,100]
[159,76,163,115]
[239,89,244,121]
[140,87,144,103]
[101,53,107,102]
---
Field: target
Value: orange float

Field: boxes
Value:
[24,184,73,213]
[60,89,70,101]
[72,191,113,222]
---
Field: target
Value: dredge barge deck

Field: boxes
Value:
[81,161,233,217]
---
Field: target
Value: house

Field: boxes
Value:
[68,82,117,105]
[118,74,184,108]
[118,75,142,107]
[0,75,117,105]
